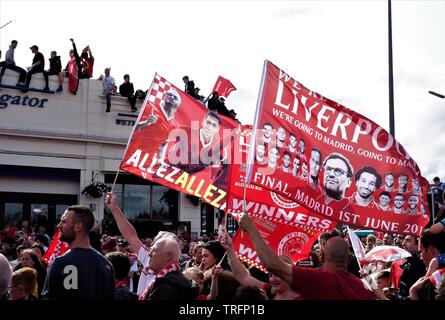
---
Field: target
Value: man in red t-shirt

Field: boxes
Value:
[238,212,375,300]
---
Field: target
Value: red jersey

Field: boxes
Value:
[126,102,179,161]
[291,265,375,300]
[82,57,94,78]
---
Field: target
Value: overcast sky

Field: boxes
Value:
[1,0,444,181]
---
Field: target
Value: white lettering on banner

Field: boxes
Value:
[316,105,336,133]
[363,217,400,233]
[274,79,290,109]
[339,211,360,224]
[229,198,333,230]
[357,148,383,161]
[372,126,393,151]
[124,149,226,208]
[272,78,417,163]
[331,112,353,139]
[323,136,355,152]
[126,149,143,167]
[293,189,334,217]
[278,70,291,82]
[238,244,261,264]
[351,118,372,143]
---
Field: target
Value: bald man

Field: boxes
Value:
[0,253,12,300]
[139,236,198,300]
[238,212,374,300]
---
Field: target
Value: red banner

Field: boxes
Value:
[42,231,69,265]
[246,61,429,235]
[226,125,335,233]
[120,74,238,209]
[212,75,236,98]
[232,215,323,272]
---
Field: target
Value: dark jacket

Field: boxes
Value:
[119,82,135,96]
[399,252,426,297]
[185,81,195,98]
[48,56,62,73]
[115,286,138,300]
[146,271,199,301]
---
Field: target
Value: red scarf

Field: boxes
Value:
[139,263,180,300]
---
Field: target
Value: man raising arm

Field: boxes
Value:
[238,212,374,300]
[105,192,142,254]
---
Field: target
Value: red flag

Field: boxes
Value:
[246,60,429,235]
[119,73,238,210]
[42,231,69,265]
[68,58,79,94]
[429,268,445,289]
[226,125,334,233]
[212,76,236,98]
[232,215,324,272]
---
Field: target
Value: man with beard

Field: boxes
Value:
[308,148,323,192]
[383,173,396,192]
[262,122,273,144]
[281,151,291,173]
[316,152,353,209]
[378,191,392,211]
[349,166,381,208]
[255,143,267,164]
[42,206,114,300]
[393,193,406,214]
[397,174,409,193]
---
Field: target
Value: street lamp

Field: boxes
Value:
[428,91,445,99]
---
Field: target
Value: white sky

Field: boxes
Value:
[1,0,444,181]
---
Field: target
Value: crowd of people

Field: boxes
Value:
[0,40,241,120]
[0,38,93,94]
[1,189,444,301]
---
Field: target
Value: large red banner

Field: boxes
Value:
[120,74,238,209]
[232,215,324,271]
[226,125,335,233]
[246,61,429,235]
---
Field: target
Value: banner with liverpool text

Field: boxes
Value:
[226,125,335,233]
[246,60,429,236]
[120,74,238,210]
[232,215,324,272]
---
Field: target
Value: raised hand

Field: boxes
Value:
[238,212,254,233]
[105,192,118,211]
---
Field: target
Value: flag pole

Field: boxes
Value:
[110,72,158,194]
[203,92,212,105]
[347,226,364,272]
[110,170,121,192]
[0,20,12,30]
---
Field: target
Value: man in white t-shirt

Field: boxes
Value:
[102,67,116,112]
[105,192,179,296]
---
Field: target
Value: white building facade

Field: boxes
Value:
[0,70,219,239]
